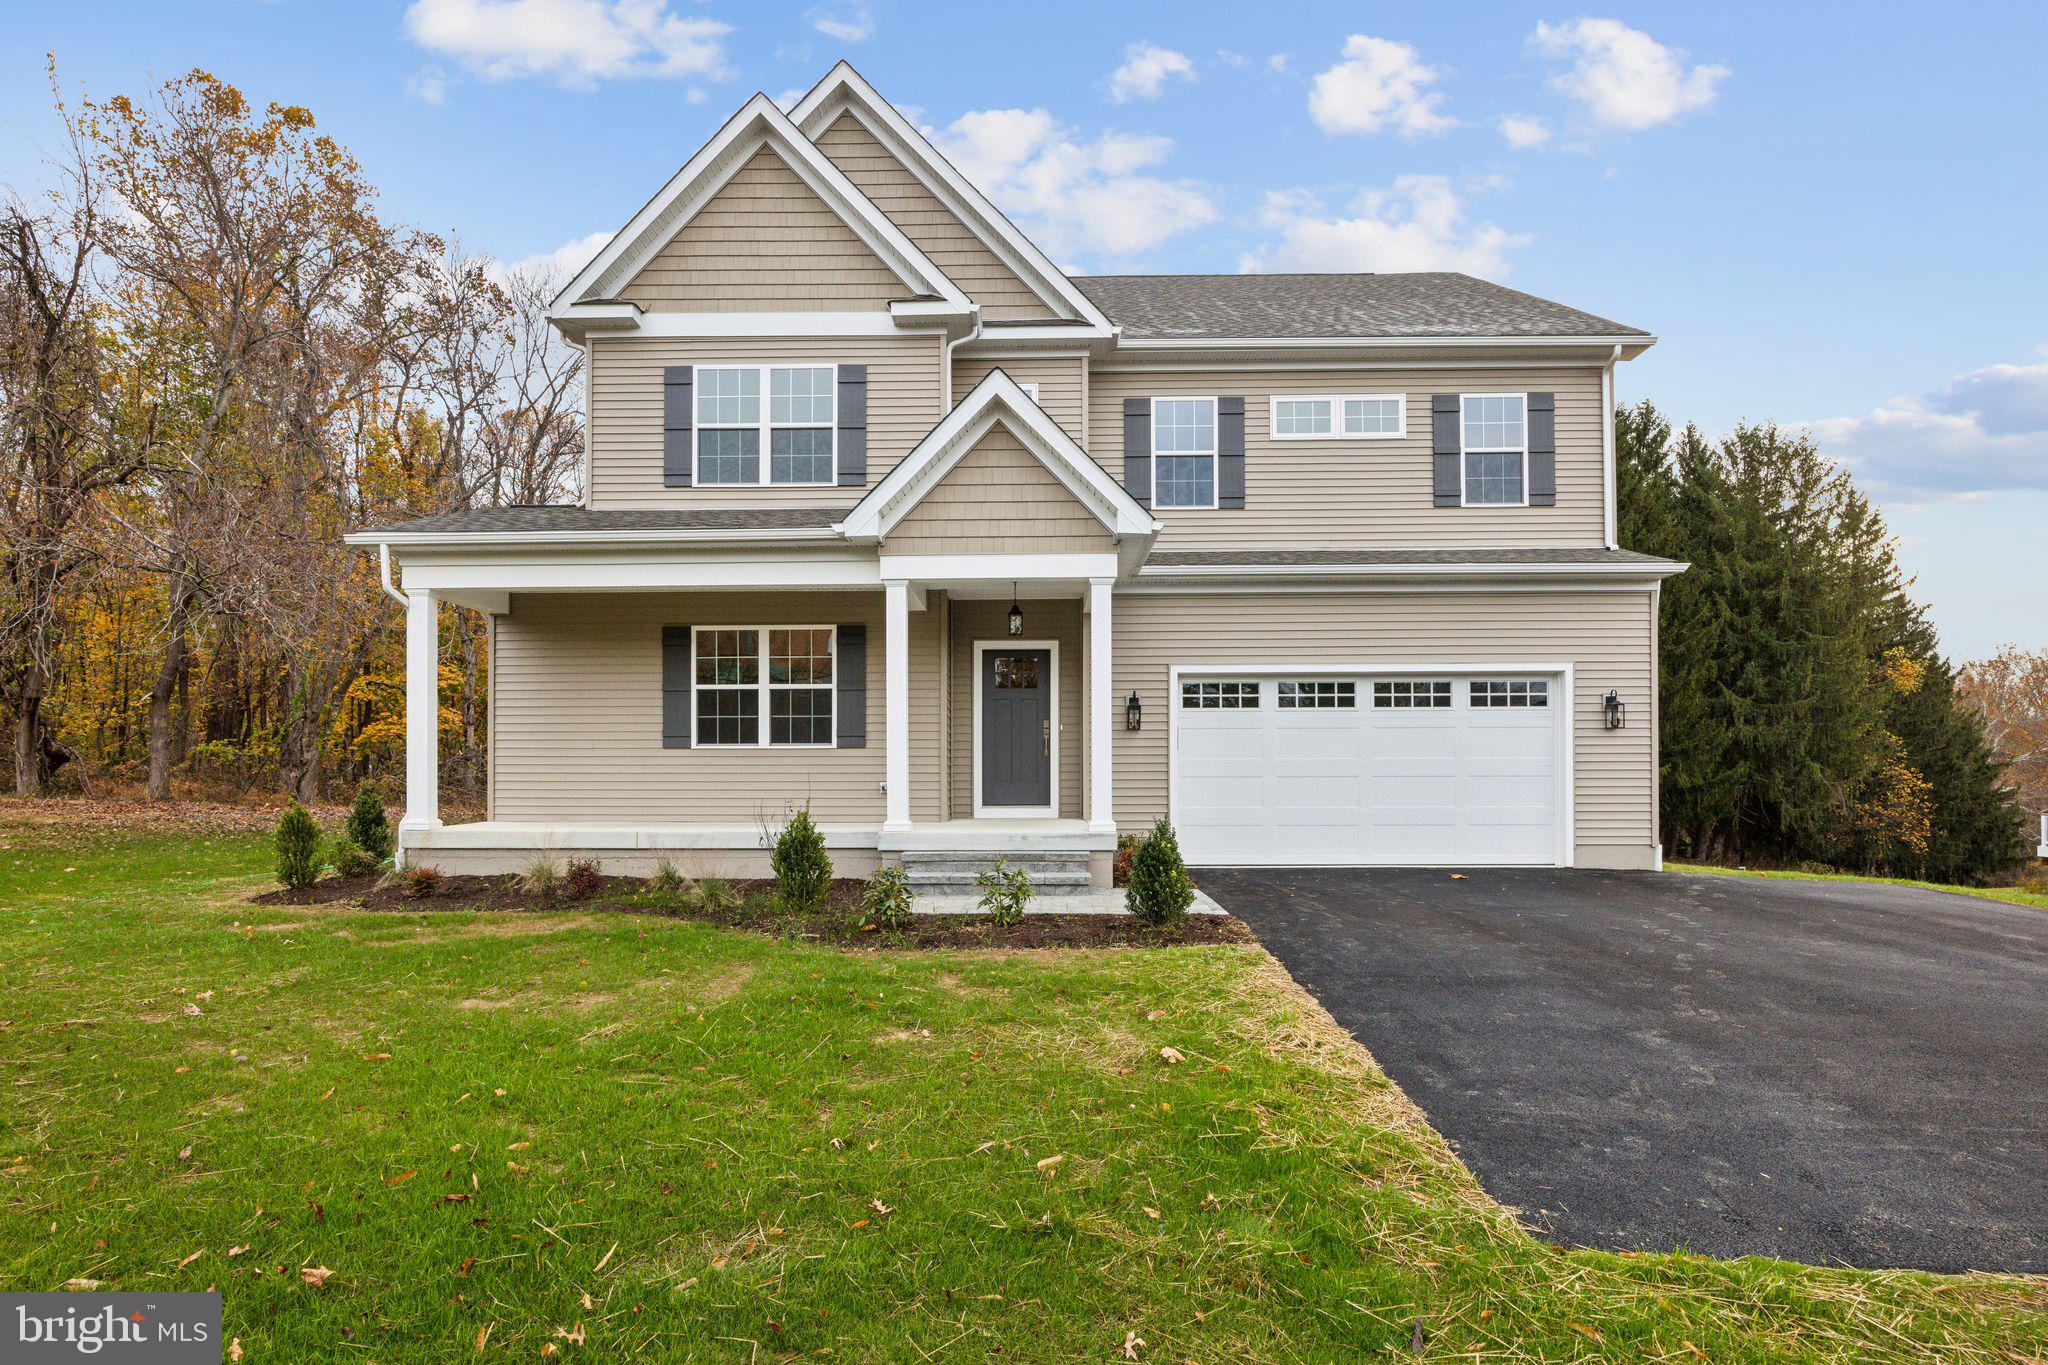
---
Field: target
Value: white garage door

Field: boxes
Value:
[1173,672,1564,866]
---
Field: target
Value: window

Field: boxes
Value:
[696,365,835,486]
[1470,678,1549,708]
[1461,393,1527,506]
[1181,680,1259,709]
[1372,679,1452,709]
[1152,397,1217,508]
[1017,381,1040,401]
[1270,394,1406,440]
[1279,680,1356,709]
[693,627,834,746]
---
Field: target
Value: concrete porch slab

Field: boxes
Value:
[912,887,1227,917]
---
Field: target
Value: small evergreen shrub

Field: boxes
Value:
[330,836,379,879]
[521,854,562,905]
[860,866,916,931]
[562,857,604,900]
[976,858,1032,927]
[275,801,320,891]
[403,865,443,899]
[1127,818,1195,927]
[649,859,687,896]
[344,780,393,861]
[771,808,833,911]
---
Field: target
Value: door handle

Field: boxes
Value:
[1043,719,1051,757]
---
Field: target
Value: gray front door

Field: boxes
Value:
[981,649,1052,809]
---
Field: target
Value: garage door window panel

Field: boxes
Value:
[1182,680,1259,709]
[1373,680,1452,709]
[1279,680,1357,709]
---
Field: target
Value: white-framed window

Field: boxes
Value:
[1279,680,1357,709]
[1372,679,1452,709]
[1460,393,1527,506]
[1151,397,1217,509]
[692,626,836,747]
[695,365,836,487]
[1270,394,1406,440]
[1470,678,1549,708]
[1017,381,1040,401]
[1181,680,1259,709]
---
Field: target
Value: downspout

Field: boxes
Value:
[378,543,408,608]
[941,308,983,410]
[1602,343,1621,549]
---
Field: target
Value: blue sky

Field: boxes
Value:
[3,1,2042,660]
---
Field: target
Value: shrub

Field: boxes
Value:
[344,780,393,861]
[697,875,736,914]
[562,857,604,900]
[976,858,1032,927]
[649,859,687,896]
[275,801,320,891]
[403,865,443,899]
[771,807,833,911]
[1127,818,1195,927]
[1113,833,1139,888]
[520,854,562,905]
[860,866,916,931]
[331,836,379,879]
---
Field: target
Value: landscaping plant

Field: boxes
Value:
[344,780,393,861]
[697,875,736,914]
[520,854,561,905]
[562,857,604,900]
[402,864,442,899]
[648,859,687,897]
[1112,832,1139,887]
[860,865,916,931]
[771,807,833,911]
[1127,817,1195,926]
[274,800,320,890]
[976,858,1032,927]
[330,835,378,879]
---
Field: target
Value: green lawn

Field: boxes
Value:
[3,818,2044,1362]
[1669,860,2048,911]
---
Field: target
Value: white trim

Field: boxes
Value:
[1458,392,1531,509]
[878,551,1119,582]
[1116,334,1655,352]
[349,527,845,549]
[1087,578,1115,835]
[1134,559,1684,581]
[688,625,838,750]
[1166,662,1575,868]
[392,554,879,595]
[1151,395,1220,511]
[1093,358,1615,374]
[1603,344,1621,549]
[398,588,442,863]
[882,580,911,831]
[558,312,907,338]
[972,638,1061,818]
[691,362,838,490]
[1268,393,1407,441]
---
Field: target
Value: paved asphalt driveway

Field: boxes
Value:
[1201,867,2048,1274]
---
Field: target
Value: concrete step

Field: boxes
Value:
[906,874,1098,897]
[902,848,1097,897]
[899,849,1093,866]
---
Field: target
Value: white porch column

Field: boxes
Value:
[882,579,911,831]
[398,587,441,860]
[1088,577,1115,835]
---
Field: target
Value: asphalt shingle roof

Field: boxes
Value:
[1144,548,1679,568]
[1071,272,1649,341]
[364,506,846,536]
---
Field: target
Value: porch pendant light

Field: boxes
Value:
[1007,583,1024,637]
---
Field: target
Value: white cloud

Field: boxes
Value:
[1267,53,1291,75]
[1803,352,2048,500]
[497,230,614,286]
[1216,50,1249,69]
[407,66,448,105]
[807,2,873,43]
[1497,113,1550,148]
[403,0,733,87]
[929,107,1217,261]
[685,86,709,105]
[1238,175,1528,279]
[774,88,806,111]
[1528,19,1726,130]
[1308,35,1455,137]
[1109,42,1195,103]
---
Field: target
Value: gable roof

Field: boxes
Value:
[1072,273,1652,344]
[790,63,1114,334]
[552,93,971,320]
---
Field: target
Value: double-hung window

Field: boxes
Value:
[1270,394,1406,439]
[695,365,836,486]
[693,627,835,747]
[1460,394,1527,506]
[1151,397,1217,508]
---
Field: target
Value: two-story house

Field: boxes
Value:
[349,64,1682,888]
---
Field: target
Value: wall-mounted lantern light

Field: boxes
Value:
[1007,581,1024,637]
[1603,690,1626,730]
[1125,691,1143,731]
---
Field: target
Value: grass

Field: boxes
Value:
[1669,860,2048,911]
[2,818,2044,1362]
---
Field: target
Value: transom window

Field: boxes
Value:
[1152,397,1217,509]
[693,626,835,747]
[1461,393,1527,506]
[1270,394,1406,440]
[696,365,835,487]
[1181,680,1259,709]
[1471,678,1549,708]
[1372,679,1452,709]
[1279,680,1357,709]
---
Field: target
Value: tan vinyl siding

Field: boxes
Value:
[887,426,1114,555]
[1086,366,1608,548]
[1109,588,1657,862]
[618,148,905,312]
[948,598,1082,819]
[585,333,943,508]
[950,353,1087,442]
[814,113,1055,322]
[491,591,943,824]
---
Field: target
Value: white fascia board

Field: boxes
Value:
[345,527,845,549]
[836,369,1158,540]
[554,93,971,314]
[790,64,1115,332]
[878,551,1119,581]
[398,552,882,594]
[558,311,922,339]
[1134,560,1688,582]
[1113,334,1657,358]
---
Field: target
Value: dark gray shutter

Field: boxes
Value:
[661,626,693,748]
[1431,394,1461,507]
[1122,397,1152,508]
[835,623,866,748]
[1526,391,1556,506]
[836,364,867,487]
[663,366,693,487]
[1217,396,1246,509]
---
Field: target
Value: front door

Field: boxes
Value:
[980,648,1052,810]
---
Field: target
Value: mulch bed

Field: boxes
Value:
[253,874,1253,950]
